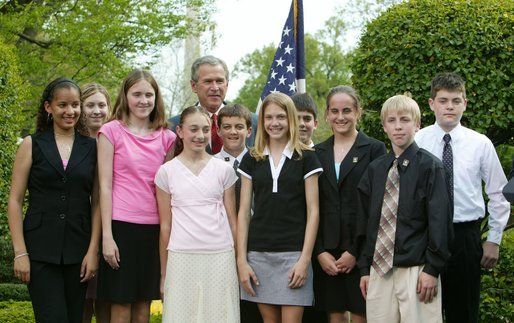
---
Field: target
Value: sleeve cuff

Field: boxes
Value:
[487,230,503,245]
[422,263,439,277]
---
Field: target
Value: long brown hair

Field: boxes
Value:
[109,69,168,129]
[172,106,210,157]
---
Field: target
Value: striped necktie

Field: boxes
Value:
[372,159,400,276]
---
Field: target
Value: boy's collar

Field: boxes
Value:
[389,142,419,171]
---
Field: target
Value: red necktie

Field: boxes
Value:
[211,114,223,154]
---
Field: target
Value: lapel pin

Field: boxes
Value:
[402,159,409,167]
[353,157,358,163]
[224,157,230,162]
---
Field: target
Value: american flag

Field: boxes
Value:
[258,0,305,112]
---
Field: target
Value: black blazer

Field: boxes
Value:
[23,129,97,265]
[314,132,386,257]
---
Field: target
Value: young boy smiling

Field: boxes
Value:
[357,94,453,323]
[214,104,253,210]
[291,92,318,147]
[215,104,252,161]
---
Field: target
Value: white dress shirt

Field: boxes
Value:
[415,123,509,244]
[214,147,248,166]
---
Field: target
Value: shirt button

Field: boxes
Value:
[59,214,66,219]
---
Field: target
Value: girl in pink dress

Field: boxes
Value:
[97,70,176,322]
[155,106,239,322]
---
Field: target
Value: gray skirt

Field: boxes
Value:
[240,251,314,306]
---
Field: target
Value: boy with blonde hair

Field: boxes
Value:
[357,94,453,322]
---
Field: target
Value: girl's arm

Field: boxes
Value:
[97,134,119,269]
[7,138,33,283]
[288,173,320,289]
[156,187,172,299]
[80,166,101,282]
[223,184,237,245]
[236,176,259,296]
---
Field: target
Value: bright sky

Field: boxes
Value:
[210,0,346,100]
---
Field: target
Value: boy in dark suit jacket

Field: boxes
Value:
[357,94,453,322]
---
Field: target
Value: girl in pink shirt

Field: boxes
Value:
[155,106,239,322]
[97,70,176,321]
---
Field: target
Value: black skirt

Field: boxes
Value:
[97,220,160,303]
[313,249,366,314]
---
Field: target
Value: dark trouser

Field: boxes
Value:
[442,220,482,323]
[28,261,87,323]
[240,300,262,323]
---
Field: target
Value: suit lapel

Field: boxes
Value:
[66,134,94,174]
[316,136,339,192]
[36,130,66,177]
[338,132,370,185]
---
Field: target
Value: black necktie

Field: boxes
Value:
[443,134,453,202]
[233,159,241,211]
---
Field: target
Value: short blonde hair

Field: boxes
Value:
[380,94,421,125]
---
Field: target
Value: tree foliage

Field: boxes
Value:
[0,0,215,128]
[233,25,353,143]
[234,23,353,108]
[351,0,514,145]
[0,36,26,239]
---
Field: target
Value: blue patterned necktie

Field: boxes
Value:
[443,134,453,202]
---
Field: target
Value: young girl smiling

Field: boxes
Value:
[237,93,322,322]
[155,106,239,322]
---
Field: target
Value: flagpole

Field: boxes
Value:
[256,0,305,114]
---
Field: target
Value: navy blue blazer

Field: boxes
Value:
[314,132,386,257]
[23,129,97,265]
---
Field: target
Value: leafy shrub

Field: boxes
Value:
[0,301,33,322]
[0,36,27,239]
[0,284,30,302]
[480,230,514,322]
[351,0,513,146]
[0,239,15,284]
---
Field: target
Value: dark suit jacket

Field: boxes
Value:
[23,129,97,265]
[168,107,258,149]
[314,132,386,257]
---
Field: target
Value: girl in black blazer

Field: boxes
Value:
[8,78,100,323]
[314,86,386,323]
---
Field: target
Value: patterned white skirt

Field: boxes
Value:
[162,249,240,323]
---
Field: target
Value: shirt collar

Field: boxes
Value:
[433,122,464,143]
[219,147,248,162]
[196,102,225,116]
[389,141,419,172]
[263,144,294,159]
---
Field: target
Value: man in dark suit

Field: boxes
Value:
[168,55,257,153]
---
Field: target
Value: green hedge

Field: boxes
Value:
[0,301,33,322]
[0,239,15,284]
[0,284,29,302]
[351,0,514,146]
[480,230,514,322]
[0,36,27,239]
